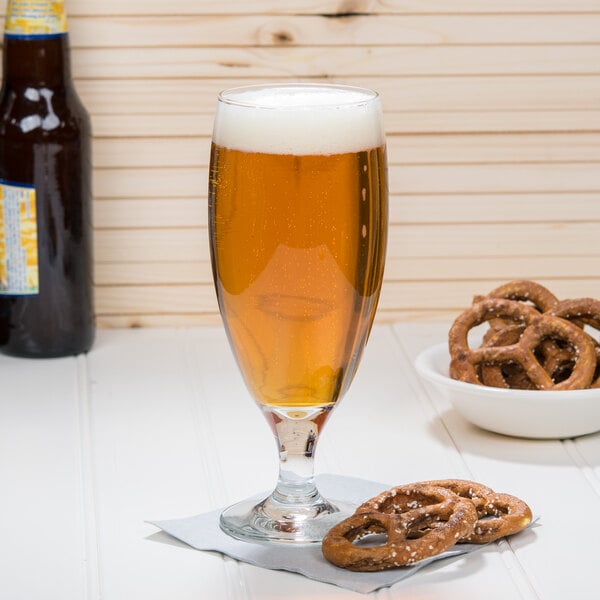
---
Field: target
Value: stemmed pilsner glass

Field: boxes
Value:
[208,83,388,543]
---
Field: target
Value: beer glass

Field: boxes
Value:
[208,83,388,543]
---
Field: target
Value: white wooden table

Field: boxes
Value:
[1,323,598,599]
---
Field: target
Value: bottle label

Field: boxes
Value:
[0,180,39,296]
[5,0,68,37]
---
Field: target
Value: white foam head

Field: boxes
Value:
[212,84,385,155]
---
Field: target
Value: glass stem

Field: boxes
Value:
[220,405,351,541]
[271,414,320,506]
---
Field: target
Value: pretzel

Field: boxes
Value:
[486,280,559,312]
[487,298,600,388]
[449,298,596,390]
[415,479,495,513]
[473,282,583,386]
[480,280,559,343]
[359,479,532,544]
[479,326,536,389]
[322,484,477,571]
[550,297,600,329]
[417,479,533,544]
[548,298,600,388]
[464,492,533,544]
[479,326,572,389]
[538,339,579,384]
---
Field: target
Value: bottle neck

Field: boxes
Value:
[3,34,72,87]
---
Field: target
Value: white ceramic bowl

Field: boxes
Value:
[415,343,600,439]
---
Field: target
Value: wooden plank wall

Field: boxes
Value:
[5,0,600,327]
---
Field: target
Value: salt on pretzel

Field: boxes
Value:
[479,326,536,389]
[322,485,477,571]
[416,479,494,513]
[486,280,559,312]
[449,298,539,387]
[538,339,579,384]
[463,492,533,544]
[449,297,596,390]
[550,297,600,329]
[480,325,576,389]
[480,280,559,344]
[477,314,595,389]
[418,479,533,544]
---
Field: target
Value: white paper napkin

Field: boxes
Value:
[149,474,517,594]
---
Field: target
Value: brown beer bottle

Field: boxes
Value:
[0,0,94,357]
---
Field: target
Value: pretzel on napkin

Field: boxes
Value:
[322,484,477,571]
[322,479,532,572]
[415,479,533,544]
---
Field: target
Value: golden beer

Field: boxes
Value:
[209,85,388,410]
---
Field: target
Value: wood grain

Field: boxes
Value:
[4,1,599,326]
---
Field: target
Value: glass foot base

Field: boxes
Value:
[220,493,355,544]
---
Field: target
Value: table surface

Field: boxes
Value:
[1,322,598,600]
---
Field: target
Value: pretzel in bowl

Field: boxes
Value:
[322,484,478,571]
[479,280,559,344]
[485,279,559,312]
[478,326,536,389]
[448,280,600,389]
[548,298,600,388]
[480,323,578,389]
[448,297,597,390]
[481,281,589,385]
